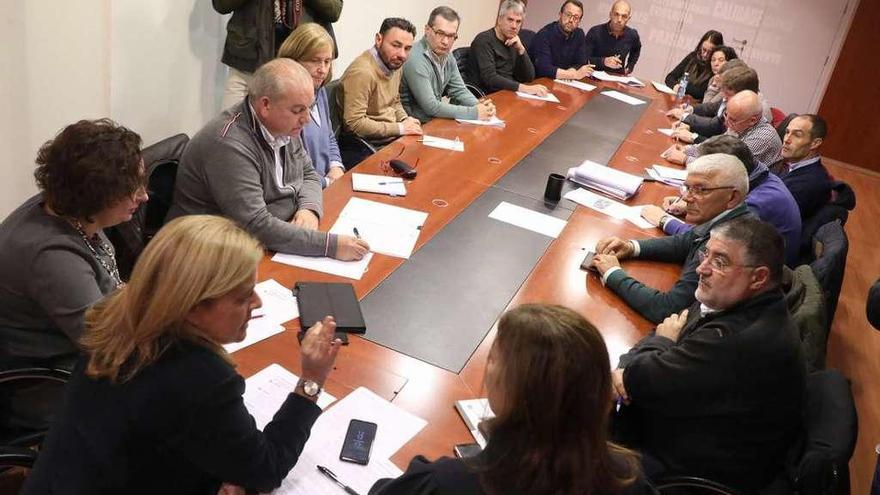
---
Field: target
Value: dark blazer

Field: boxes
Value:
[23,340,321,495]
[369,454,654,495]
[777,158,833,219]
[682,99,725,139]
[619,290,806,491]
[605,203,751,323]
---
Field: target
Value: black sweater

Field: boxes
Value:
[664,51,713,101]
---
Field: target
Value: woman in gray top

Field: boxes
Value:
[0,119,147,430]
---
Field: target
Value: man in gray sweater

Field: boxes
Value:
[400,6,495,123]
[168,59,368,260]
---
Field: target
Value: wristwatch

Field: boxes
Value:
[301,380,322,398]
[658,215,670,229]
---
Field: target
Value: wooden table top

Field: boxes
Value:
[234,77,687,468]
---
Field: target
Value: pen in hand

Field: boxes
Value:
[353,227,361,239]
[317,465,360,495]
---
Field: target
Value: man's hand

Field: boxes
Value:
[671,127,695,143]
[325,166,345,185]
[640,205,667,226]
[333,234,370,261]
[596,236,634,259]
[504,34,526,55]
[300,315,342,387]
[656,309,689,341]
[217,484,245,495]
[293,209,319,230]
[519,83,549,97]
[662,195,687,216]
[477,99,496,120]
[574,64,595,80]
[400,117,423,136]
[666,107,686,120]
[660,144,687,165]
[590,253,620,276]
[612,368,629,404]
[604,55,622,69]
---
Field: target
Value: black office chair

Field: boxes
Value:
[519,29,536,52]
[105,133,189,280]
[654,369,857,495]
[452,47,486,99]
[325,79,378,169]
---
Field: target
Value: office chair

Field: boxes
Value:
[519,29,536,52]
[325,79,378,169]
[452,47,487,99]
[809,221,849,332]
[105,133,189,280]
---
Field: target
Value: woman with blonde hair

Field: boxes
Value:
[370,304,650,495]
[24,215,342,494]
[278,23,345,187]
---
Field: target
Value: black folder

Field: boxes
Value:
[294,282,366,334]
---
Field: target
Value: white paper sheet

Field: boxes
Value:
[224,318,285,354]
[563,188,654,229]
[591,70,626,82]
[271,252,373,280]
[455,116,505,127]
[515,91,560,103]
[244,365,337,430]
[624,205,657,229]
[328,198,428,259]
[351,173,407,197]
[652,164,687,181]
[601,90,646,106]
[272,453,402,495]
[488,201,567,239]
[566,160,643,200]
[554,79,596,92]
[657,128,674,137]
[419,135,464,152]
[254,279,299,324]
[652,80,677,94]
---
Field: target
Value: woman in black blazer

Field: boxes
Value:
[369,304,650,495]
[664,30,724,102]
[23,215,342,494]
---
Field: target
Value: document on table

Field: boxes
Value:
[601,90,646,106]
[420,135,464,152]
[455,116,505,127]
[566,160,644,200]
[657,128,674,137]
[329,197,428,259]
[244,365,337,430]
[554,79,596,92]
[591,72,643,87]
[515,91,560,103]
[225,318,285,354]
[272,252,373,280]
[652,81,677,94]
[488,201,567,239]
[563,188,654,229]
[351,173,407,197]
[223,279,298,353]
[651,164,687,182]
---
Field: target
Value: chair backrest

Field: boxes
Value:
[519,29,537,52]
[325,79,342,137]
[453,47,486,99]
[0,367,71,448]
[105,133,188,280]
[781,265,829,371]
[770,107,787,128]
[809,221,849,330]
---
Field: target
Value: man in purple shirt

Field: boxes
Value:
[529,0,593,80]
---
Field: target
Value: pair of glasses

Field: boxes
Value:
[429,26,458,41]
[561,12,582,22]
[679,184,734,198]
[697,247,758,273]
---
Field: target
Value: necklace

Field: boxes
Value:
[71,219,123,288]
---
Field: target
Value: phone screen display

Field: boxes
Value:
[340,419,377,465]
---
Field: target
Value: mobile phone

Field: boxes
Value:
[340,419,377,465]
[453,442,482,458]
[580,251,598,272]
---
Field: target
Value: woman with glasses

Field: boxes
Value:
[664,30,724,102]
[0,119,148,430]
[278,23,345,187]
[370,304,650,495]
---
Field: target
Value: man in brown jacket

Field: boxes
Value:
[337,17,423,168]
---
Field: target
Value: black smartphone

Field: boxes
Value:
[340,419,377,465]
[453,442,482,458]
[580,251,598,272]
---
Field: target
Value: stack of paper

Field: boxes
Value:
[515,91,560,103]
[454,398,495,448]
[420,135,464,152]
[329,197,428,259]
[224,279,299,354]
[455,116,505,127]
[601,90,646,106]
[563,188,654,229]
[566,160,644,200]
[652,81,677,95]
[271,252,374,280]
[554,79,596,92]
[351,173,406,197]
[646,164,687,187]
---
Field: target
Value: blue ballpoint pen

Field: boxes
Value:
[317,465,360,495]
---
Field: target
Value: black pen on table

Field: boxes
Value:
[353,227,361,239]
[317,465,360,495]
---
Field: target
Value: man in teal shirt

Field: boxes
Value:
[401,6,496,123]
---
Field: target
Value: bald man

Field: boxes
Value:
[584,0,641,74]
[168,58,369,261]
[663,90,782,168]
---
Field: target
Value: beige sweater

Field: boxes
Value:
[337,50,408,140]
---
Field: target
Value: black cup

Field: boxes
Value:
[544,173,565,202]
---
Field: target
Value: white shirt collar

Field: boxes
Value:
[787,155,820,173]
[249,101,291,151]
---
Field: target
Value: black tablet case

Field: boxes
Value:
[294,282,366,334]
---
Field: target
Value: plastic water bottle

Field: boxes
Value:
[676,72,689,101]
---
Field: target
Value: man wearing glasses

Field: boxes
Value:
[590,154,751,323]
[612,216,805,491]
[529,0,593,80]
[400,6,496,123]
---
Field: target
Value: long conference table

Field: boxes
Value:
[236,76,685,467]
